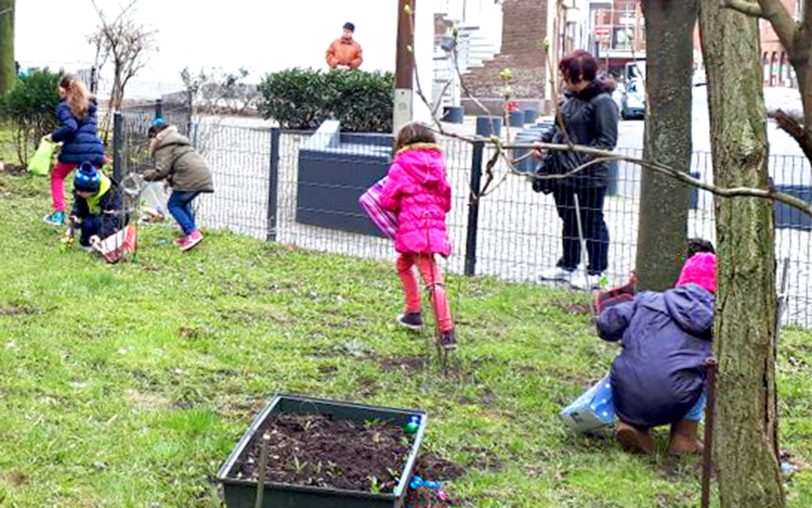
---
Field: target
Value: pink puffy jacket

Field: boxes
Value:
[379,145,452,257]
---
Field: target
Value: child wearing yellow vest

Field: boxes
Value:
[69,162,126,248]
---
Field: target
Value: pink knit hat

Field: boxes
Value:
[676,252,717,293]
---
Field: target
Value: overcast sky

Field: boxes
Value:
[16,0,409,84]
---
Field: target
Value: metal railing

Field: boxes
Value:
[113,121,812,329]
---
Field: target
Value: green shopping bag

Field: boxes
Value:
[27,139,58,177]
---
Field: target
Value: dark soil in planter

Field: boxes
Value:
[234,413,413,493]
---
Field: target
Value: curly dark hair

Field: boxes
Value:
[687,238,715,258]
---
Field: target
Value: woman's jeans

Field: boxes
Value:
[167,191,200,235]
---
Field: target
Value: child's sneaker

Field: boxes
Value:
[179,230,203,252]
[438,329,458,350]
[398,312,423,332]
[43,211,66,226]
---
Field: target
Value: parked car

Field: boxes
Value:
[621,79,645,120]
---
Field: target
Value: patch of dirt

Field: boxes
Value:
[460,445,504,472]
[171,399,195,410]
[233,413,414,494]
[413,453,466,481]
[378,355,427,372]
[458,387,498,406]
[551,300,592,315]
[0,303,40,317]
[0,163,26,176]
[179,326,203,340]
[6,470,29,486]
[658,456,701,481]
[317,364,339,376]
[124,389,170,411]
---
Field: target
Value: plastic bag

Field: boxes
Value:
[27,139,59,177]
[559,374,616,433]
[93,224,138,264]
[359,176,397,239]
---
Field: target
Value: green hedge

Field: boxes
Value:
[257,68,394,132]
[1,69,61,164]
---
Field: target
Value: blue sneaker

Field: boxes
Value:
[43,211,66,226]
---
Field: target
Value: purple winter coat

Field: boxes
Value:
[379,146,452,257]
[596,283,714,427]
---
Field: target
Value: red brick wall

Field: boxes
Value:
[463,0,549,100]
[759,0,798,86]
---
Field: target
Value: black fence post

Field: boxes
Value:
[267,127,281,242]
[89,66,97,94]
[465,140,484,276]
[155,98,163,119]
[112,112,124,182]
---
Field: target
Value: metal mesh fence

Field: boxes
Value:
[116,121,812,328]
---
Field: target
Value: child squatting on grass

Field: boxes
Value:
[596,252,717,455]
[69,162,127,250]
[142,118,214,252]
[379,122,457,350]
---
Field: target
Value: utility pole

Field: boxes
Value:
[394,0,415,134]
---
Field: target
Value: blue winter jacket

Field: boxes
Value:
[596,283,714,427]
[51,99,106,165]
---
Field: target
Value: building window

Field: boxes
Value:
[770,51,779,86]
[762,52,770,85]
[781,52,792,86]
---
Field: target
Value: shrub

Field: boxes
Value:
[1,69,61,164]
[257,68,393,132]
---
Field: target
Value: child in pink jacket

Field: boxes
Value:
[380,123,457,349]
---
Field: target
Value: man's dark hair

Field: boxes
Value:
[343,22,355,32]
[687,238,715,258]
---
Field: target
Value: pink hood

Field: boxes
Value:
[676,252,717,294]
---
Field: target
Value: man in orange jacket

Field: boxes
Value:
[326,22,363,70]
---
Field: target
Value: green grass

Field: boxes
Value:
[1,172,811,507]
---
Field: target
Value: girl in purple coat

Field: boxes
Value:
[596,252,717,455]
[380,123,456,350]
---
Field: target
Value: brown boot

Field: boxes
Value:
[668,419,704,455]
[615,420,654,455]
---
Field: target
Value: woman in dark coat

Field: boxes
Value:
[533,50,619,289]
[596,253,717,455]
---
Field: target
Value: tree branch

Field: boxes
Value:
[402,11,812,220]
[774,109,812,161]
[756,0,799,51]
[725,0,764,16]
[520,141,812,217]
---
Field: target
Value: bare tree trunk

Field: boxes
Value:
[634,0,697,290]
[0,0,15,96]
[700,1,785,507]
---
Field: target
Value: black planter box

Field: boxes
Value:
[296,122,393,237]
[217,394,427,508]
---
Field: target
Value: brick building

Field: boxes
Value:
[760,0,804,87]
[460,0,550,105]
[588,0,645,76]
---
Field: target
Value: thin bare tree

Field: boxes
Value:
[89,0,156,143]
